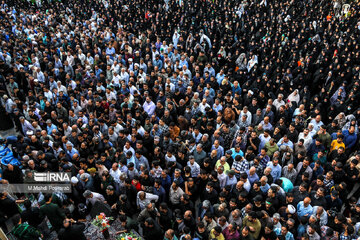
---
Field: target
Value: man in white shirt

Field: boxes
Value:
[199,98,210,114]
[57,81,67,94]
[298,128,313,149]
[112,71,121,86]
[120,68,129,84]
[105,88,116,101]
[143,97,156,116]
[273,94,286,110]
[217,165,227,189]
[110,163,122,193]
[83,190,105,206]
[240,106,252,125]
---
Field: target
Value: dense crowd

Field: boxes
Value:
[1,0,360,239]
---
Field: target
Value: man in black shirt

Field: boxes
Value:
[58,218,86,240]
[0,192,21,232]
[20,199,44,227]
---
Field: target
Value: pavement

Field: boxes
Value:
[0,127,17,139]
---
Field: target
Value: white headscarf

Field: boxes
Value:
[287,89,300,104]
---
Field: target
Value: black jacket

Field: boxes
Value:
[58,223,86,240]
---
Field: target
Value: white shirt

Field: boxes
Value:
[298,132,313,149]
[66,55,75,66]
[143,101,156,116]
[112,74,121,85]
[86,192,105,206]
[218,172,227,189]
[44,91,53,101]
[199,102,210,114]
[273,99,285,110]
[106,91,116,101]
[110,168,122,183]
[240,110,252,125]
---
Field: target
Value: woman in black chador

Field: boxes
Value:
[0,104,14,131]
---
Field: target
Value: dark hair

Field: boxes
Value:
[265,223,274,230]
[119,215,127,222]
[44,193,52,202]
[24,199,32,209]
[213,226,222,234]
[205,212,214,219]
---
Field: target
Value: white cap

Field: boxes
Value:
[287,205,296,214]
[71,176,79,184]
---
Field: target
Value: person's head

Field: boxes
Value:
[242,226,250,237]
[197,221,206,233]
[247,211,257,222]
[264,223,274,235]
[172,180,179,190]
[63,218,72,228]
[174,169,181,178]
[303,197,311,207]
[44,193,52,203]
[165,229,175,240]
[337,134,344,143]
[206,182,214,192]
[144,218,155,228]
[281,225,289,236]
[303,158,310,167]
[212,226,222,237]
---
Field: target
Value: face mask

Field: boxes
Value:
[206,187,211,192]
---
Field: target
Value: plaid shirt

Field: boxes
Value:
[151,166,163,178]
[250,161,264,177]
[159,124,169,135]
[320,226,338,240]
[323,177,334,192]
[240,207,248,219]
[258,154,270,168]
[339,233,352,240]
[232,159,249,175]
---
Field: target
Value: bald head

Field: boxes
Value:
[304,197,311,206]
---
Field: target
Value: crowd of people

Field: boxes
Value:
[1,0,360,239]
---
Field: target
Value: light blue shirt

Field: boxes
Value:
[274,228,295,240]
[260,183,270,193]
[266,162,282,181]
[231,148,244,159]
[310,119,324,132]
[211,145,224,159]
[66,147,79,159]
[46,124,58,135]
[277,138,294,149]
[216,73,225,85]
[280,177,294,193]
[297,201,313,218]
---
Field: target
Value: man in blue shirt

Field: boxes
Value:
[211,140,224,159]
[46,119,58,135]
[277,135,294,150]
[267,158,282,181]
[66,142,79,159]
[153,179,166,203]
[106,44,115,58]
[153,55,163,69]
[343,126,357,151]
[297,197,313,218]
